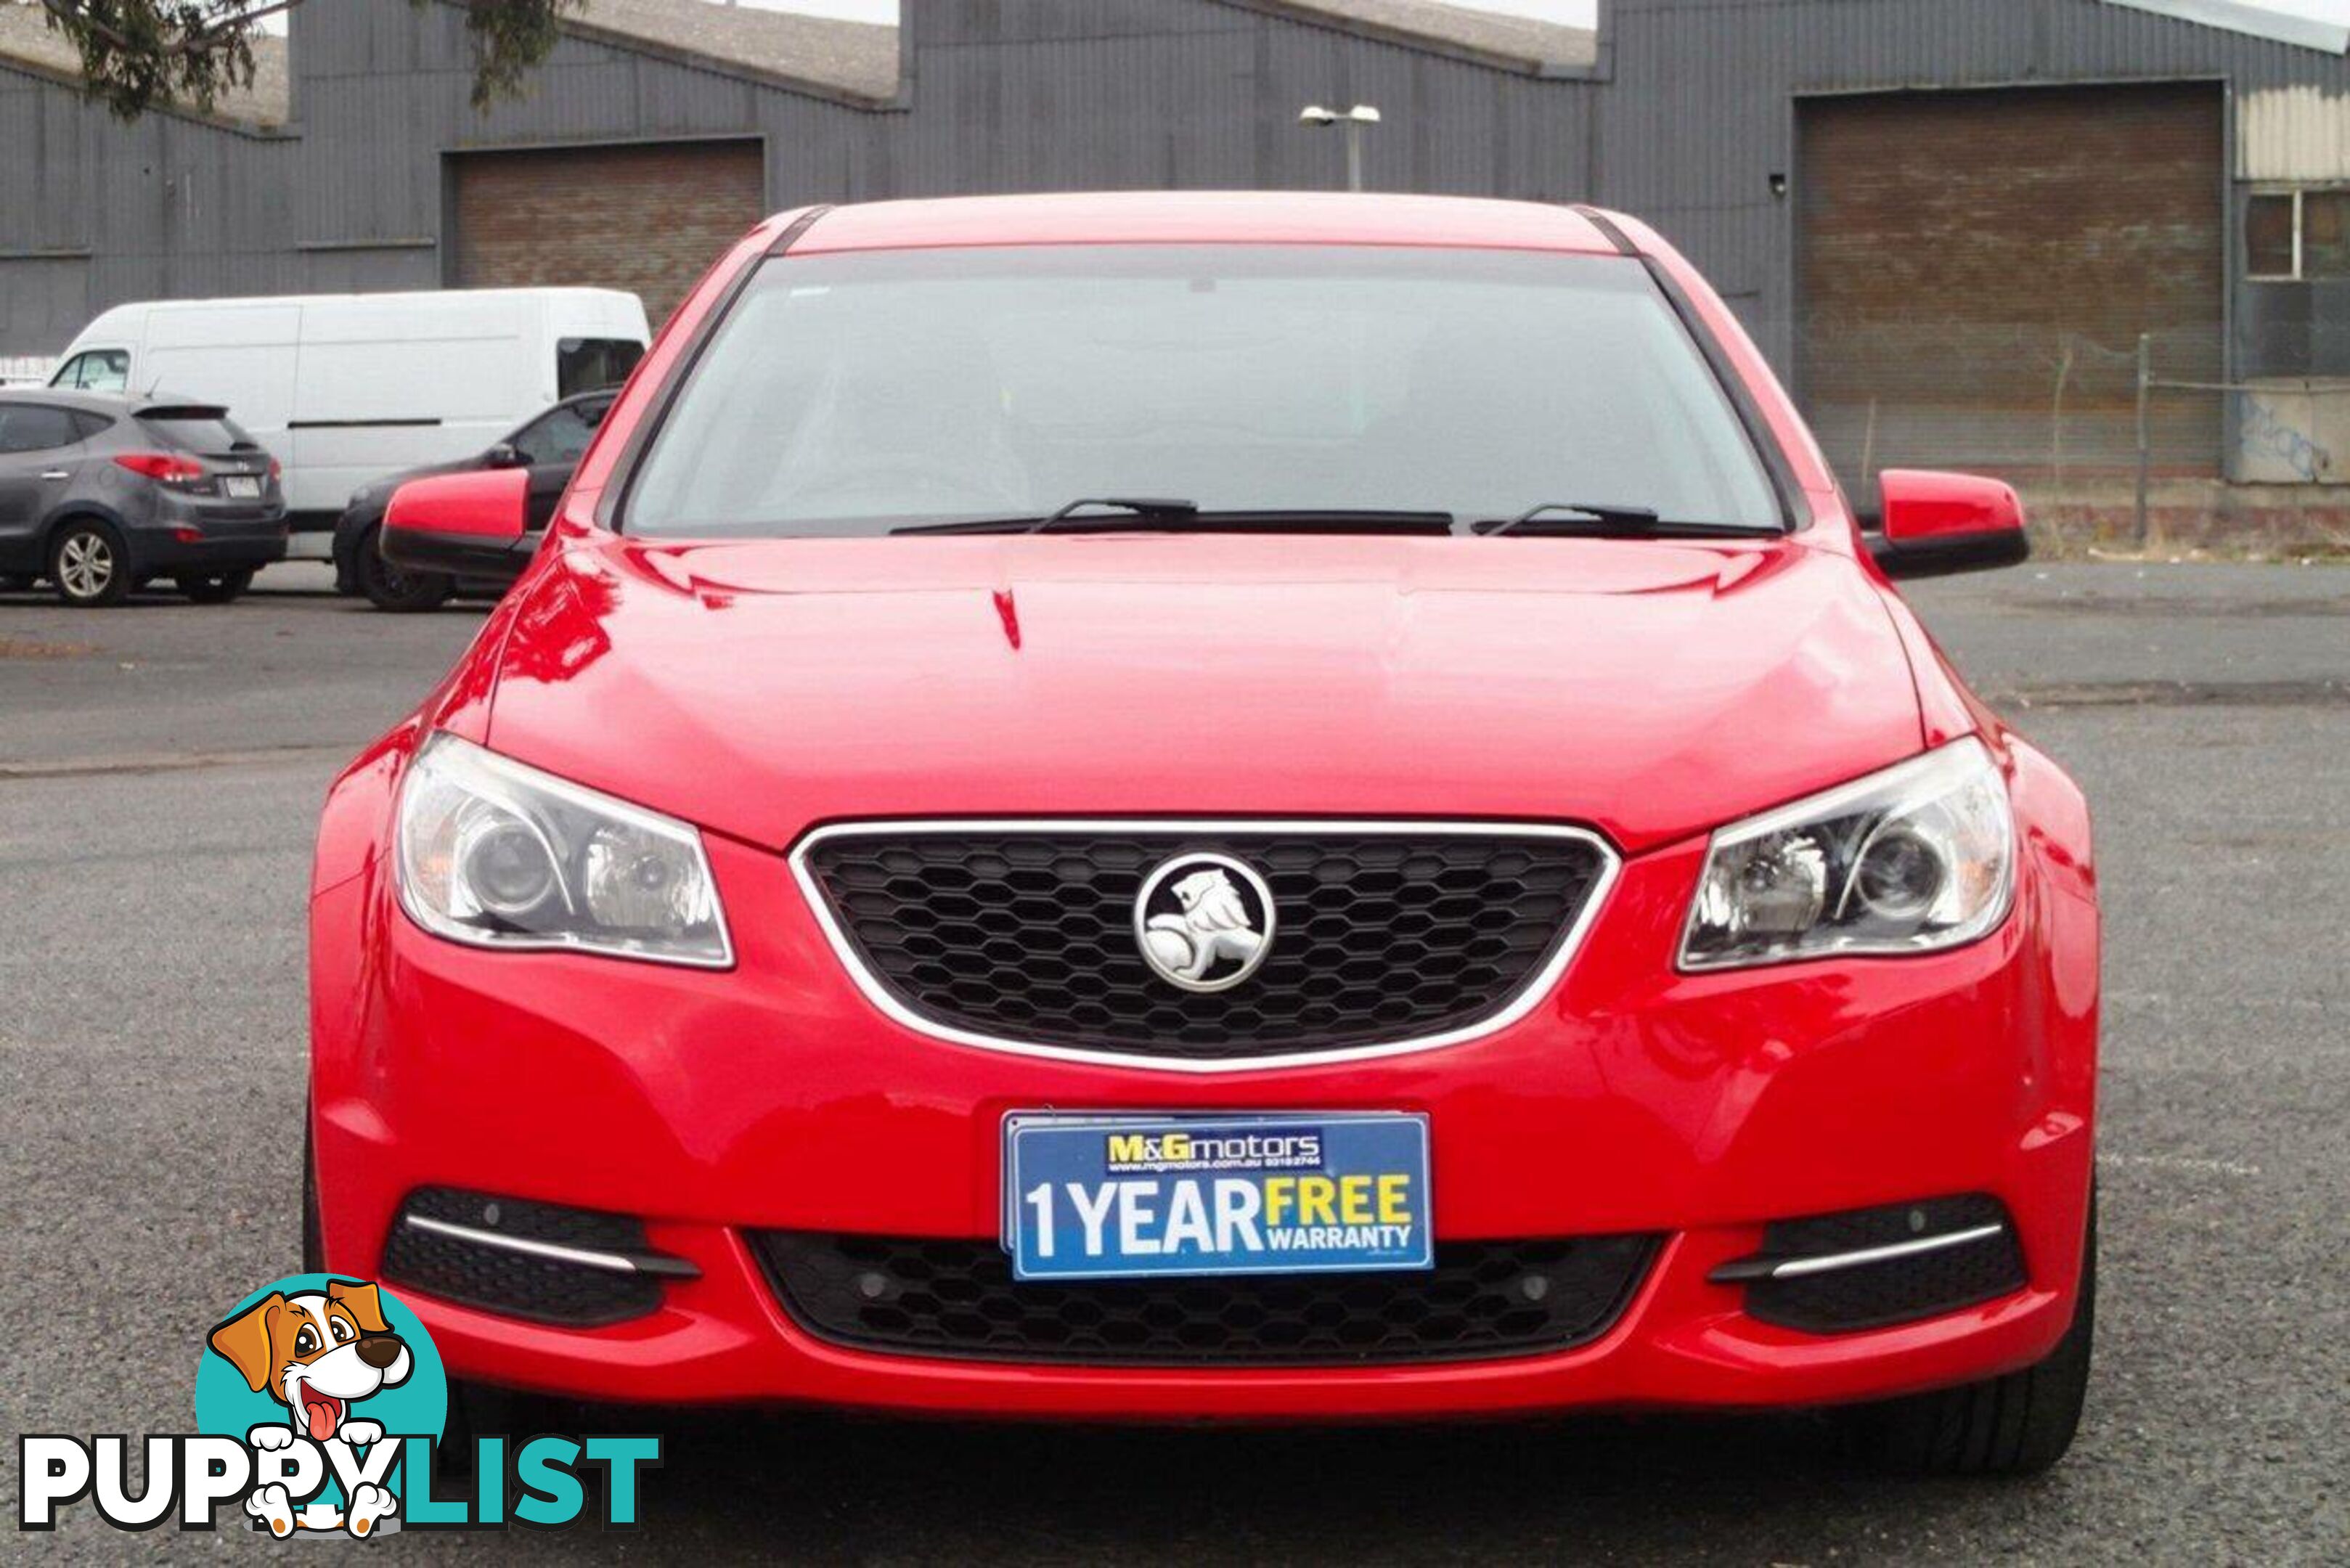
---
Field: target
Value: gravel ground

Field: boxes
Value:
[1,560,2343,1562]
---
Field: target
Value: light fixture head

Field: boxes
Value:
[1299,103,1378,126]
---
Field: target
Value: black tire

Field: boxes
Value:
[357,526,453,612]
[440,1379,527,1471]
[1847,1192,2096,1477]
[302,1108,325,1275]
[49,518,133,608]
[180,568,255,605]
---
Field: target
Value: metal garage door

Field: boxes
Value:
[1797,83,2223,494]
[450,139,765,332]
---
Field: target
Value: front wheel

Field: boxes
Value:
[357,526,453,612]
[180,568,255,605]
[49,519,132,608]
[1845,1191,2096,1476]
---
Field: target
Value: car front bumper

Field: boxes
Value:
[309,741,2097,1419]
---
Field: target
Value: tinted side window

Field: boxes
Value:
[72,412,115,441]
[557,338,644,399]
[54,351,130,393]
[512,402,600,467]
[0,405,84,453]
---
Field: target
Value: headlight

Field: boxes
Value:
[396,732,732,967]
[1679,738,2013,971]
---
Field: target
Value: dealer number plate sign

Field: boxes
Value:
[1003,1113,1432,1282]
[223,475,262,498]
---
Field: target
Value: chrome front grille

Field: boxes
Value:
[792,820,1616,1066]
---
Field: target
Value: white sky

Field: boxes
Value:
[737,1,1604,25]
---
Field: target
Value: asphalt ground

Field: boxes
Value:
[1,560,2344,1563]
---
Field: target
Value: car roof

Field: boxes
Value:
[0,385,128,412]
[786,191,1629,257]
[0,386,219,416]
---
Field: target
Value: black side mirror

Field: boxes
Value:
[485,443,524,470]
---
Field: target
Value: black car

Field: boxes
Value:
[332,390,614,611]
[0,389,287,607]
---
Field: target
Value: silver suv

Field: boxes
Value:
[0,388,287,607]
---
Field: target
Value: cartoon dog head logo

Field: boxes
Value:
[209,1279,414,1445]
[198,1275,443,1538]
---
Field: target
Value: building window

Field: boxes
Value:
[2246,188,2350,281]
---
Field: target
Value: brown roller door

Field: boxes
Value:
[1797,83,2223,493]
[451,139,765,331]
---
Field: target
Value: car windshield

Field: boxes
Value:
[623,245,1782,538]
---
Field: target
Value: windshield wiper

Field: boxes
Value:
[894,503,1456,537]
[1474,502,1775,538]
[1035,497,1199,531]
[894,497,1196,535]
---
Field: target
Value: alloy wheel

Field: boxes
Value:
[57,533,114,600]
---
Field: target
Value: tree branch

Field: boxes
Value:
[37,0,579,121]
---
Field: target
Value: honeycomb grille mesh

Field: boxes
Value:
[800,827,1609,1061]
[755,1233,1660,1366]
[1745,1194,2028,1334]
[379,1188,662,1328]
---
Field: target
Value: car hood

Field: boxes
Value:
[479,534,1927,853]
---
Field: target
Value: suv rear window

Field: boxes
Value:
[137,407,257,456]
[622,245,1782,539]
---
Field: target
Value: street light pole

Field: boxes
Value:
[1298,104,1382,192]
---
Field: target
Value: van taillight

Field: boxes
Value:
[115,452,205,485]
[268,457,282,480]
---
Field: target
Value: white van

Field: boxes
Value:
[48,288,649,555]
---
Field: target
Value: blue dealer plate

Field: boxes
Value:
[1003,1113,1432,1282]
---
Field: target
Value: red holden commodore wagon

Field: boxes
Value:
[312,193,2097,1475]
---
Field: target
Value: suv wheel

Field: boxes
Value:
[180,569,255,605]
[50,520,131,608]
[357,526,453,612]
[1844,1189,2097,1477]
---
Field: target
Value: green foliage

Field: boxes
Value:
[444,0,576,109]
[37,0,583,122]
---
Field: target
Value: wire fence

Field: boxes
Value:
[1795,317,2350,547]
[1800,321,2225,490]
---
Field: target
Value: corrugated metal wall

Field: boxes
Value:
[9,0,2350,384]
